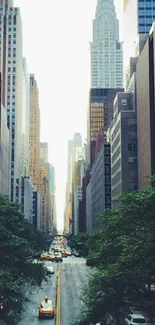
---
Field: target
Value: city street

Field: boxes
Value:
[18,256,90,325]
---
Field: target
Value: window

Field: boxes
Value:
[128,143,137,151]
[128,119,136,125]
[128,157,137,164]
[121,98,127,105]
[128,131,136,138]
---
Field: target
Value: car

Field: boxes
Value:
[125,314,147,324]
[38,298,55,319]
[62,251,68,258]
[46,266,54,274]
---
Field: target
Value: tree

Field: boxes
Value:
[0,196,47,324]
[75,187,155,324]
[68,233,89,256]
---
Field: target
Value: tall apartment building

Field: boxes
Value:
[87,88,123,166]
[136,22,155,189]
[29,74,40,191]
[40,142,48,162]
[123,0,155,82]
[91,0,123,88]
[0,2,23,201]
[108,90,138,203]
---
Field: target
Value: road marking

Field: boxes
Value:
[33,308,35,314]
[56,263,61,325]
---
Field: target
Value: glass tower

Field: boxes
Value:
[124,0,155,76]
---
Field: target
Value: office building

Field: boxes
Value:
[0,3,23,201]
[91,0,123,88]
[108,91,138,203]
[136,22,155,189]
[29,74,40,191]
[0,75,9,195]
[40,142,48,162]
[49,164,56,233]
[74,186,82,234]
[87,88,123,166]
[21,176,33,223]
[79,169,91,233]
[33,186,40,230]
[64,140,73,234]
[123,0,155,82]
[91,143,111,231]
[21,58,29,177]
[86,181,92,233]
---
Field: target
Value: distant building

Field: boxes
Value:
[74,186,82,234]
[33,187,40,230]
[21,177,33,224]
[29,74,40,192]
[108,91,138,203]
[87,88,123,166]
[40,142,48,162]
[91,0,123,88]
[91,143,111,231]
[86,181,92,233]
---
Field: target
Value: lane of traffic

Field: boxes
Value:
[60,256,90,325]
[18,262,58,325]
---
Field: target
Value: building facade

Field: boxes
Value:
[40,142,48,162]
[123,0,155,81]
[21,176,33,223]
[33,187,40,230]
[74,186,82,234]
[86,181,92,233]
[21,58,29,177]
[29,74,40,191]
[108,91,138,203]
[0,75,9,195]
[91,0,123,88]
[136,23,155,189]
[91,143,111,231]
[87,88,123,166]
[0,3,23,201]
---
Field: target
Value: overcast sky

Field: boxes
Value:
[14,0,123,230]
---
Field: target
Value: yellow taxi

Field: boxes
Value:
[40,253,54,261]
[38,297,55,319]
[62,251,68,258]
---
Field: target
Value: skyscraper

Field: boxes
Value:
[21,58,29,177]
[0,1,23,201]
[40,142,48,162]
[91,0,123,88]
[123,0,155,79]
[29,74,40,191]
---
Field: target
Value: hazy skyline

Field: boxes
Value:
[14,0,123,230]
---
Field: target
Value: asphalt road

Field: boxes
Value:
[18,256,90,325]
[60,256,91,325]
[18,261,58,325]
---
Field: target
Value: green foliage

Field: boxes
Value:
[68,233,89,256]
[0,196,47,324]
[75,187,155,324]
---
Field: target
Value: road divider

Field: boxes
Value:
[56,263,61,325]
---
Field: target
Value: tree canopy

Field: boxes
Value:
[0,195,47,324]
[75,187,155,324]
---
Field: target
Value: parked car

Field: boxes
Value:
[125,314,147,325]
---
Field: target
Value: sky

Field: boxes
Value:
[14,0,123,231]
